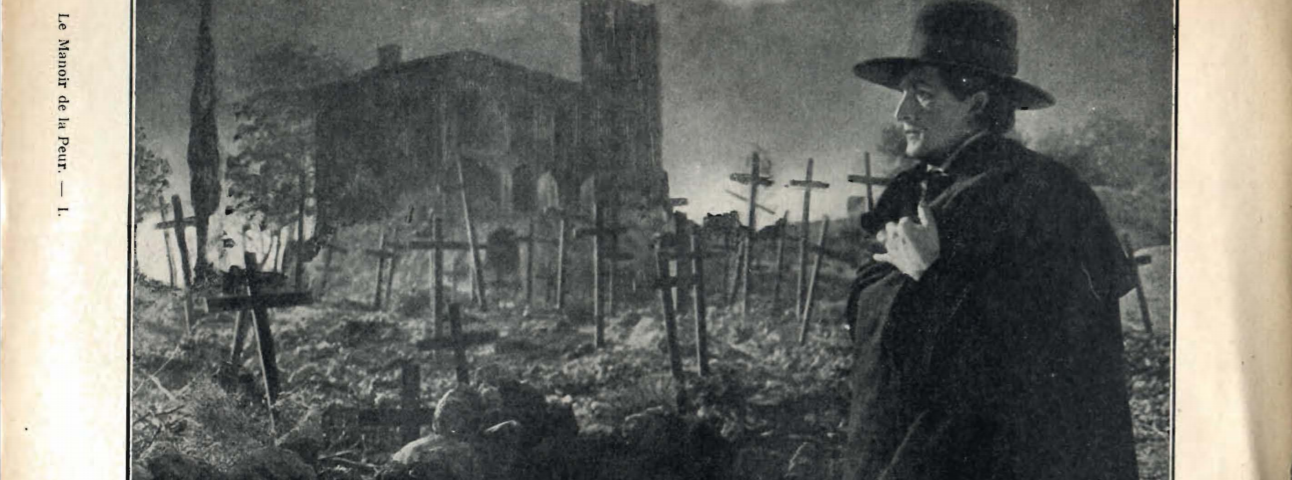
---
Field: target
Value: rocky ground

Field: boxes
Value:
[131,259,1169,480]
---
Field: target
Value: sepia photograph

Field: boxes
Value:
[128,0,1173,478]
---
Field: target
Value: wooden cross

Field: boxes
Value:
[788,159,830,321]
[322,361,431,446]
[846,152,892,212]
[155,195,178,288]
[655,225,716,378]
[798,217,831,344]
[572,178,630,349]
[399,219,493,326]
[1120,233,1156,335]
[154,194,200,330]
[730,153,773,319]
[651,234,691,412]
[209,252,315,434]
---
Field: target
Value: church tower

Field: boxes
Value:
[579,0,663,174]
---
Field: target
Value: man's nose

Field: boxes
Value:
[893,91,916,122]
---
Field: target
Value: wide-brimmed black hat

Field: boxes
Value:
[853,0,1054,110]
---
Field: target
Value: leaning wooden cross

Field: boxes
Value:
[209,251,314,434]
[846,152,892,213]
[730,153,774,320]
[788,159,830,321]
[154,194,200,331]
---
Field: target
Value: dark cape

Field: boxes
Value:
[843,135,1140,480]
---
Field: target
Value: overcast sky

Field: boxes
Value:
[137,0,1172,221]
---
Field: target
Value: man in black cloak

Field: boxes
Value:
[843,1,1140,479]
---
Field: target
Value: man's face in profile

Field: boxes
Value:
[894,66,979,160]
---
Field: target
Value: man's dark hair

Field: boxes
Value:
[939,65,1016,135]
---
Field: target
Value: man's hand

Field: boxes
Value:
[872,201,940,281]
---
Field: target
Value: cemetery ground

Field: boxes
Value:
[130,250,1170,480]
